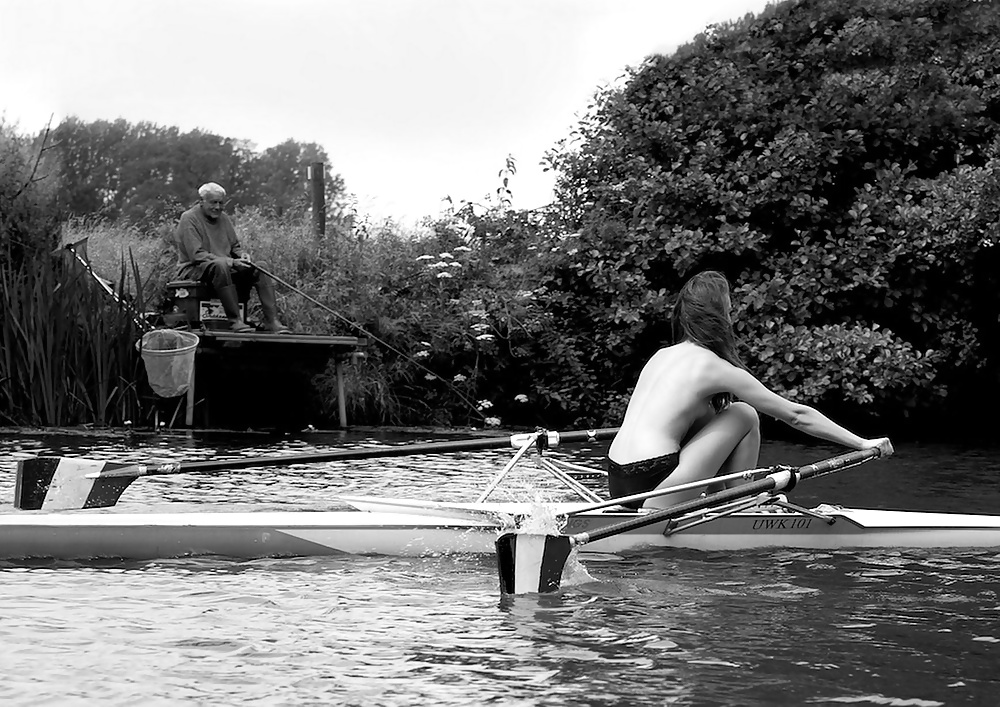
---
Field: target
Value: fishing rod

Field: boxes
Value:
[62,238,152,332]
[252,262,489,422]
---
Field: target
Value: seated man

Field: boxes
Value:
[174,182,288,333]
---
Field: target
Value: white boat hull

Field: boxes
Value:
[602,507,1000,552]
[3,504,1000,561]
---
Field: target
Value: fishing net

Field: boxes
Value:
[136,329,200,398]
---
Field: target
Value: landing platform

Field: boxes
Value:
[198,331,365,347]
[156,329,367,431]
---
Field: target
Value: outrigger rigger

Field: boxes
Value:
[6,430,1000,572]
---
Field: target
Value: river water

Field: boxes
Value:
[0,428,998,706]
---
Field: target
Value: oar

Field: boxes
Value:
[561,465,776,516]
[15,427,619,511]
[495,447,885,595]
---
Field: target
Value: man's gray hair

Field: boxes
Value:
[198,182,227,199]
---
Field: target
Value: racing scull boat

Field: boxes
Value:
[6,431,1000,562]
[2,500,1000,561]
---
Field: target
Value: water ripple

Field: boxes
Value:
[0,431,999,705]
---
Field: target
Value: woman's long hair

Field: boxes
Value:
[671,271,747,409]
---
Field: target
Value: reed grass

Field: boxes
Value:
[0,249,144,426]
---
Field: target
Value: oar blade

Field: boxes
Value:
[15,457,138,510]
[496,532,573,595]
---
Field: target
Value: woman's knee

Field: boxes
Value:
[719,402,760,436]
[725,401,760,434]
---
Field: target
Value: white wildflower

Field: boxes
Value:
[475,333,495,341]
[453,373,467,383]
[438,252,454,259]
[454,245,472,252]
[416,254,435,261]
[449,261,461,267]
[514,394,528,404]
[414,350,430,359]
[484,416,501,428]
[477,399,493,410]
[437,271,454,279]
[424,373,437,381]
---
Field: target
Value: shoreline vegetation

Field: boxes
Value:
[2,0,999,442]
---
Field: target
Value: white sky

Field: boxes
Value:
[2,0,773,224]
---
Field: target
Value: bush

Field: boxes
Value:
[535,0,1000,429]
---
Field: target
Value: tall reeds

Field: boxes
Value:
[0,249,144,427]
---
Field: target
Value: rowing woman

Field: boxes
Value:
[607,270,893,508]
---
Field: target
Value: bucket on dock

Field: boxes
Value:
[136,329,199,397]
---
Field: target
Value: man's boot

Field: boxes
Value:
[216,285,252,332]
[257,277,289,333]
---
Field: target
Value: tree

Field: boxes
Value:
[537,0,1000,430]
[49,119,348,225]
[0,120,61,266]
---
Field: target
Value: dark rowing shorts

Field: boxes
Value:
[606,452,681,509]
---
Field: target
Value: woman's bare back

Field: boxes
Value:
[608,342,723,464]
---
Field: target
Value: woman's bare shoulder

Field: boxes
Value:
[675,345,758,393]
[642,343,699,371]
[640,343,720,387]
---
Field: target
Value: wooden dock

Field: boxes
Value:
[167,330,367,431]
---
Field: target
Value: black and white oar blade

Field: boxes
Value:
[496,532,573,595]
[15,457,138,511]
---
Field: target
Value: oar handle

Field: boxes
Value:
[796,447,881,482]
[573,447,883,546]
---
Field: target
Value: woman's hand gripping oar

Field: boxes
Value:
[14,428,618,511]
[495,444,891,595]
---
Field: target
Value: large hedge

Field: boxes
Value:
[535,0,1000,433]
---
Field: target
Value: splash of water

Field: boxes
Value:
[514,494,598,589]
[560,552,599,588]
[515,495,565,535]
